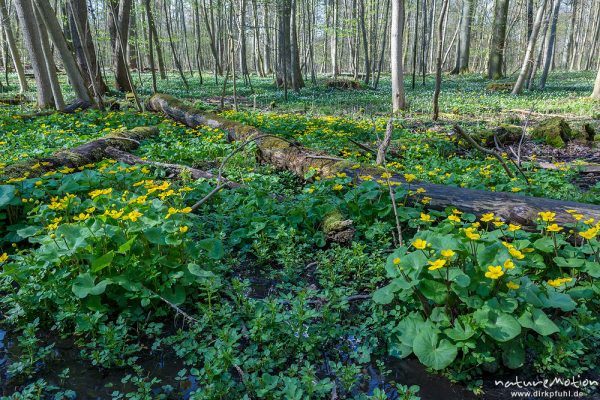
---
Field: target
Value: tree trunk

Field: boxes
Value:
[14,0,54,107]
[359,0,370,84]
[147,93,600,227]
[0,0,28,92]
[432,0,448,120]
[34,5,65,110]
[110,0,134,92]
[592,60,600,99]
[487,0,509,79]
[391,0,406,111]
[67,0,108,96]
[538,0,560,90]
[34,0,91,103]
[561,0,577,68]
[144,0,157,92]
[512,0,547,95]
[457,0,474,73]
[4,127,158,179]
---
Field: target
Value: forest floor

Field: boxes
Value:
[1,72,600,399]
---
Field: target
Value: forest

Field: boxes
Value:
[0,0,600,397]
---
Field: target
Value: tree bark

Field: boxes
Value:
[14,0,54,107]
[391,0,406,111]
[147,93,600,227]
[538,0,560,90]
[4,127,158,178]
[432,0,448,120]
[487,0,509,79]
[0,0,28,92]
[34,0,91,103]
[456,0,474,73]
[512,0,547,95]
[67,0,108,96]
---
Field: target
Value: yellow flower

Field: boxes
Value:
[506,281,520,290]
[416,187,426,194]
[428,259,447,271]
[572,214,583,221]
[464,227,480,240]
[508,224,521,232]
[503,259,515,269]
[179,226,189,233]
[404,173,416,183]
[412,239,428,250]
[332,184,343,191]
[180,207,192,213]
[448,215,461,222]
[547,277,573,288]
[508,247,525,260]
[511,187,521,192]
[452,209,463,215]
[122,210,143,222]
[104,209,124,219]
[0,253,8,263]
[336,172,347,178]
[441,249,455,258]
[493,220,505,228]
[359,175,373,181]
[380,172,392,179]
[538,211,556,222]
[420,213,433,222]
[579,227,598,240]
[481,213,494,222]
[421,196,431,205]
[89,188,113,199]
[584,218,595,225]
[73,213,90,222]
[485,265,504,280]
[546,224,563,233]
[35,181,43,187]
[392,257,401,265]
[85,207,96,214]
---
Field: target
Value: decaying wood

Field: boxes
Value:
[146,94,600,226]
[376,118,393,166]
[3,126,159,178]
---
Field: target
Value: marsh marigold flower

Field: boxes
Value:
[538,211,556,222]
[485,265,504,280]
[412,238,428,250]
[428,259,447,271]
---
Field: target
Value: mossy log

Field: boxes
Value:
[531,117,575,148]
[3,126,159,178]
[146,94,600,227]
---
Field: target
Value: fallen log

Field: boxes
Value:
[146,94,600,226]
[3,126,159,179]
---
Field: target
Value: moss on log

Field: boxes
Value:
[146,94,600,227]
[531,117,574,148]
[3,126,159,178]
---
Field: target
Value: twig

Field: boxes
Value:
[453,125,515,179]
[190,134,269,210]
[156,293,198,324]
[348,138,377,154]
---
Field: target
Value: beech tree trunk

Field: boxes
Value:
[391,0,406,111]
[456,0,474,73]
[487,0,509,79]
